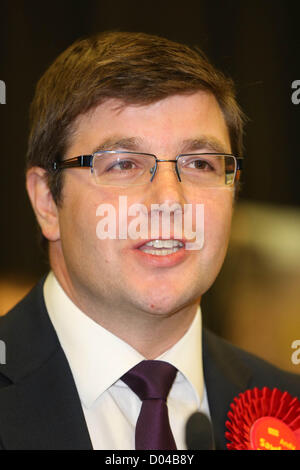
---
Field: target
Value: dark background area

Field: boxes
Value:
[1,0,299,276]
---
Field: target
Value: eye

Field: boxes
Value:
[192,159,213,170]
[185,158,215,171]
[107,159,138,171]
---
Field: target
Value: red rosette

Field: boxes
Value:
[225,387,300,450]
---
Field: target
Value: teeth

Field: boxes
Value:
[138,239,184,256]
[141,247,181,256]
[144,239,184,249]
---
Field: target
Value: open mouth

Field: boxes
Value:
[138,239,185,256]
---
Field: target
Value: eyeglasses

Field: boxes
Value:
[52,150,243,188]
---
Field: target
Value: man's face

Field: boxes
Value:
[54,91,234,317]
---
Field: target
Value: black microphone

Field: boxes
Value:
[185,412,215,450]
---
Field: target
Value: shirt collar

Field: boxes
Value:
[157,312,203,408]
[43,271,203,408]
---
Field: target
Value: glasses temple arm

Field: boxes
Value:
[52,155,92,171]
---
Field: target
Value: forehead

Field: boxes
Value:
[67,91,231,156]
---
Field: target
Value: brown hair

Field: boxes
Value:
[27,30,245,206]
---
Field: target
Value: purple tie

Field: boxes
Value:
[121,360,178,450]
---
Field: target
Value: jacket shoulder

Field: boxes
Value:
[0,277,46,328]
[203,328,300,397]
[0,276,60,383]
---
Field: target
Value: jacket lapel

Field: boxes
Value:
[0,278,92,449]
[0,349,93,449]
[202,329,252,450]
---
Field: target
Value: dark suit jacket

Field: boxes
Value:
[0,277,299,450]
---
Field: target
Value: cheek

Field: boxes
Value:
[58,188,99,259]
[202,192,233,256]
[60,175,118,240]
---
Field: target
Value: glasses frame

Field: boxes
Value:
[52,150,243,186]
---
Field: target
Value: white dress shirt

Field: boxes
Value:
[43,271,210,450]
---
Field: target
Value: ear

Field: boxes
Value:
[26,167,61,242]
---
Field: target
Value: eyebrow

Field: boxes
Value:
[91,137,144,154]
[180,137,229,154]
[91,136,229,155]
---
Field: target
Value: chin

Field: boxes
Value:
[134,286,195,317]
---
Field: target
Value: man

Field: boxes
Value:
[0,31,299,450]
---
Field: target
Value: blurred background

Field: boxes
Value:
[0,0,299,373]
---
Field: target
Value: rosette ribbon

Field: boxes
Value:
[225,387,300,450]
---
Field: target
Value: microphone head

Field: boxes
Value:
[185,412,215,450]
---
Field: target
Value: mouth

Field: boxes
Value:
[134,239,185,256]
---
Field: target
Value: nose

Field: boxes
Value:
[150,159,181,184]
[146,160,187,207]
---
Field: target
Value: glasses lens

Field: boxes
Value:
[93,152,156,186]
[178,154,236,187]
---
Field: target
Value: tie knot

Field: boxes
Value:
[121,360,177,401]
